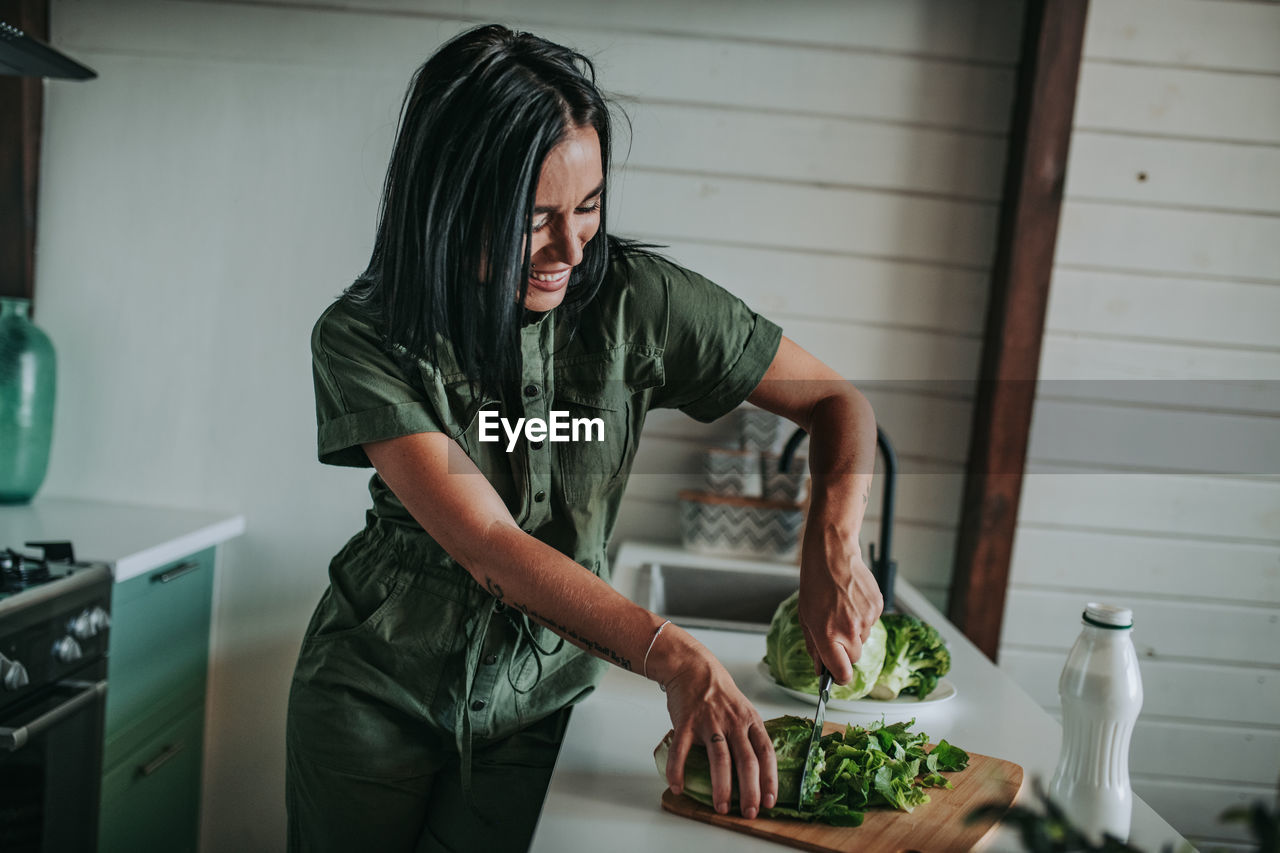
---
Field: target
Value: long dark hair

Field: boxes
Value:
[348,24,616,399]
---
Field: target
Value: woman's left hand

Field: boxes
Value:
[795,502,883,683]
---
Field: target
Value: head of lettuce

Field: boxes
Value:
[763,591,951,701]
[763,590,887,701]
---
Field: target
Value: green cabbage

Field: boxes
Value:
[764,592,952,701]
[653,715,970,824]
[868,613,952,700]
[763,590,887,700]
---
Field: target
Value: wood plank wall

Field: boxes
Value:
[584,2,1026,615]
[995,1,1280,849]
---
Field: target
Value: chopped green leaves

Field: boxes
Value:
[930,740,970,771]
[654,715,970,826]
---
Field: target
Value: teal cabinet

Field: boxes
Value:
[99,547,216,853]
[100,704,205,853]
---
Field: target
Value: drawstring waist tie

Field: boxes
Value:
[454,598,565,812]
[363,519,590,813]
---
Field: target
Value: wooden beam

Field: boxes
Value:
[948,0,1090,661]
[0,0,48,303]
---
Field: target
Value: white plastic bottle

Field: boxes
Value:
[1047,602,1144,842]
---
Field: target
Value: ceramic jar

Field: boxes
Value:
[0,297,56,504]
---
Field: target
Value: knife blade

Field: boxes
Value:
[797,666,833,810]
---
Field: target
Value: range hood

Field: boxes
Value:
[0,21,95,79]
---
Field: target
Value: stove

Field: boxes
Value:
[0,548,55,595]
[1,541,105,596]
[0,541,112,852]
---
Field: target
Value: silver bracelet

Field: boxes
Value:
[642,619,672,688]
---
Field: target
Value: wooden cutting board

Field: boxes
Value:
[660,724,1024,853]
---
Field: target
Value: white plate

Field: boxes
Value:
[756,661,957,711]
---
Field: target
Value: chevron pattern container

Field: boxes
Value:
[677,490,804,561]
[703,448,762,497]
[761,452,808,503]
[737,406,779,452]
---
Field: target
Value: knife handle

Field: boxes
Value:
[818,667,833,697]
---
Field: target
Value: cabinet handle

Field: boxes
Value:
[138,741,185,777]
[152,560,201,584]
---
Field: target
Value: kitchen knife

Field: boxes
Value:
[797,666,833,810]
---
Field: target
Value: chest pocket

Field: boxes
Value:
[415,367,519,507]
[552,347,663,503]
[414,368,494,445]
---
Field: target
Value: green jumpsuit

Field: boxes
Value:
[286,252,782,851]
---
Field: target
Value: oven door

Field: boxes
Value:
[0,661,107,853]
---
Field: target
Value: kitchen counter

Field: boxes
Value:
[530,541,1186,853]
[0,496,245,581]
[2,496,245,852]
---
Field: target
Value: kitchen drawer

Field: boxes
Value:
[104,547,215,736]
[99,702,204,853]
[103,685,204,774]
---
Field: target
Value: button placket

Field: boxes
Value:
[519,319,555,529]
[467,623,504,738]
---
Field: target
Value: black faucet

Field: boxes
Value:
[779,425,897,612]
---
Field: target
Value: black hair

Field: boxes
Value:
[348,24,619,400]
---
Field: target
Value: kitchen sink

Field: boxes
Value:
[636,562,800,633]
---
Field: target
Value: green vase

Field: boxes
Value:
[0,297,56,504]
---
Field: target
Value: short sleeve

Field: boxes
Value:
[645,258,783,422]
[311,299,444,467]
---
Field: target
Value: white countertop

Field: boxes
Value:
[530,541,1185,853]
[0,496,246,582]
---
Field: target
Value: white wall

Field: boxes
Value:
[32,1,1022,849]
[600,3,1023,610]
[997,2,1280,850]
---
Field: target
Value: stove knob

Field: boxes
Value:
[69,607,111,639]
[52,636,83,664]
[70,610,94,640]
[0,655,29,691]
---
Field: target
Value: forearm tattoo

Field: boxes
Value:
[485,577,634,671]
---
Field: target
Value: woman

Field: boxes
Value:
[287,24,881,852]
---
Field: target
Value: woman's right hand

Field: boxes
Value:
[652,628,777,819]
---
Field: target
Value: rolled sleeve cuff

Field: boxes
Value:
[679,314,783,423]
[317,402,442,467]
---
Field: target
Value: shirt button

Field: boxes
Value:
[530,440,544,450]
[483,654,498,666]
[523,527,533,534]
[524,384,539,397]
[534,490,546,503]
[471,699,487,712]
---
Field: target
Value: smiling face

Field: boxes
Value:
[523,124,604,313]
